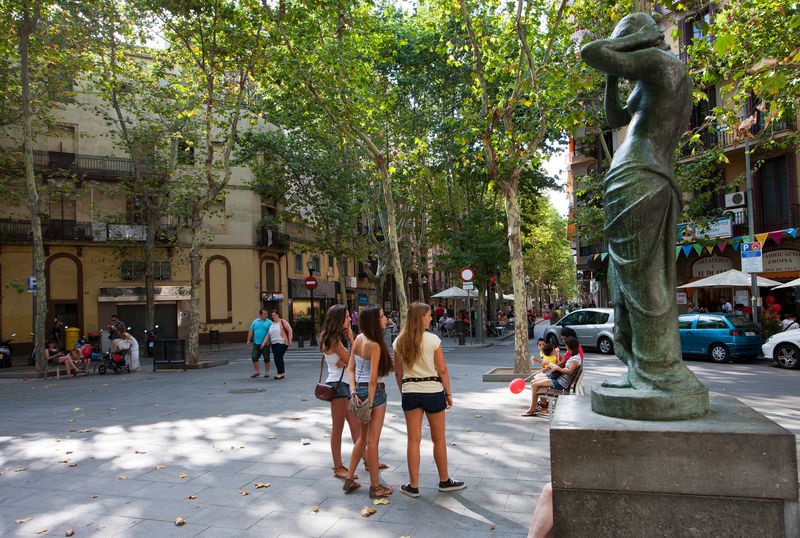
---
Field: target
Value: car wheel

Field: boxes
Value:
[774,343,800,369]
[98,364,106,375]
[709,343,730,363]
[598,336,614,355]
[547,333,560,349]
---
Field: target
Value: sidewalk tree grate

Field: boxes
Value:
[228,388,266,394]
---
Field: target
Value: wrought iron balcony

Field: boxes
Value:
[0,219,177,245]
[33,150,166,181]
[256,227,289,251]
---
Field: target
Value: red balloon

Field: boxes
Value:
[772,303,782,313]
[509,378,526,394]
[766,295,776,305]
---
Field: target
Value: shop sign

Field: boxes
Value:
[262,292,284,301]
[762,249,800,273]
[691,256,732,277]
[358,293,369,305]
[677,217,732,243]
[346,276,358,289]
[676,292,687,305]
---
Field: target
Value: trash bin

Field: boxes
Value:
[209,330,220,350]
[65,327,81,350]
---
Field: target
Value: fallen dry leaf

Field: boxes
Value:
[290,416,301,421]
[301,438,310,445]
[77,429,92,433]
[66,451,73,454]
[67,419,76,423]
[107,407,117,411]
[59,460,69,464]
[134,450,146,454]
[187,495,197,500]
[14,467,28,472]
[300,397,308,401]
[311,505,319,513]
[68,463,78,468]
[267,435,277,440]
[15,517,32,524]
[152,465,166,470]
[372,498,391,505]
[65,529,75,536]
[178,473,188,479]
[254,483,270,489]
[360,507,377,518]
[323,434,331,439]
[240,490,249,496]
[474,414,482,418]
[175,517,186,526]
[72,407,81,412]
[117,475,128,480]
[35,528,47,534]
[90,495,98,499]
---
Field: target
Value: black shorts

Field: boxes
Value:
[401,391,447,414]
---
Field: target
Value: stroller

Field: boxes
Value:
[97,338,131,375]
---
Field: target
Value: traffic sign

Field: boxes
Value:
[304,276,318,290]
[25,276,37,293]
[460,267,475,282]
[741,241,763,273]
[463,282,474,290]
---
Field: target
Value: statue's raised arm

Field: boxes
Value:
[579,13,709,420]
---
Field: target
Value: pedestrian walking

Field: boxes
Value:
[320,305,361,480]
[393,302,465,498]
[246,309,272,378]
[342,305,394,498]
[268,310,292,380]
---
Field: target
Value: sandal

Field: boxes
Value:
[364,462,389,471]
[342,478,361,493]
[263,373,270,378]
[521,410,538,417]
[274,375,285,380]
[333,467,358,479]
[250,373,260,378]
[368,484,393,498]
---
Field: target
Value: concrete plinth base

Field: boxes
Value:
[591,385,709,420]
[550,395,799,537]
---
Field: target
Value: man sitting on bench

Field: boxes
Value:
[522,336,581,417]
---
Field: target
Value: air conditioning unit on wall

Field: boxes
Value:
[725,207,747,224]
[724,192,746,208]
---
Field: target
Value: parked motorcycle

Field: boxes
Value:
[144,325,159,357]
[0,333,15,368]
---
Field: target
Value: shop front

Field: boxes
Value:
[288,278,336,323]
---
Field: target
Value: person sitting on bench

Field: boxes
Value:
[522,337,581,416]
[45,340,80,378]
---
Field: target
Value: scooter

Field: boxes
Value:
[0,333,15,368]
[144,325,159,357]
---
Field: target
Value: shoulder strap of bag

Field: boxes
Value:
[320,354,347,386]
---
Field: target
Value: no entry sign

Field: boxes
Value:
[304,276,318,290]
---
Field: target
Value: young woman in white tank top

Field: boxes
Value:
[342,306,394,499]
[319,305,360,480]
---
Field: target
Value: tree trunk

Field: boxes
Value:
[19,8,47,373]
[337,256,349,310]
[502,183,530,375]
[187,214,203,364]
[144,215,158,334]
[377,161,407,325]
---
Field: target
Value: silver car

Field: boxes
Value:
[542,308,616,354]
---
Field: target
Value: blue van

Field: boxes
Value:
[678,313,762,363]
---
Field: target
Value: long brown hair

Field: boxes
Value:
[395,302,430,370]
[358,305,392,377]
[319,304,347,353]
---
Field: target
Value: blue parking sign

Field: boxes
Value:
[741,241,763,272]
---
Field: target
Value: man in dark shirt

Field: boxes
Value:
[108,314,127,340]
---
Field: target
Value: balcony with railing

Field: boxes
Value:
[256,226,289,251]
[0,219,177,245]
[33,150,166,181]
[731,204,800,237]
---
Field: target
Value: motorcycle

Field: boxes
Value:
[0,333,15,368]
[144,325,159,357]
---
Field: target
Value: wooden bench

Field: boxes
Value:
[543,367,584,414]
[46,359,68,379]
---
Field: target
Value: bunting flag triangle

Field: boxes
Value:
[705,245,714,254]
[676,246,682,259]
[693,244,703,255]
[741,235,752,244]
[788,228,798,238]
[593,253,600,261]
[768,231,784,245]
[600,253,608,261]
[682,244,693,257]
[729,237,742,250]
[755,233,769,244]
[718,240,728,253]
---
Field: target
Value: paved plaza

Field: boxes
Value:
[0,345,547,537]
[3,341,799,537]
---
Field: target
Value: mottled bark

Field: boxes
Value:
[503,183,530,375]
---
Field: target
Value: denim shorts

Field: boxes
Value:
[401,391,447,413]
[355,386,387,408]
[326,381,351,399]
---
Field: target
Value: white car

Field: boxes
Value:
[761,329,800,369]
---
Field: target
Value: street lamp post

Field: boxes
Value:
[306,260,318,346]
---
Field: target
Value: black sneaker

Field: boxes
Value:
[400,483,420,498]
[438,478,466,492]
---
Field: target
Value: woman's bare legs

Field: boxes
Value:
[331,398,361,477]
[525,379,552,413]
[403,409,424,487]
[426,410,449,482]
[366,405,388,488]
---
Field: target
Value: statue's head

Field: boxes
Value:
[611,13,669,50]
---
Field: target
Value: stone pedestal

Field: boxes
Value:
[550,395,799,537]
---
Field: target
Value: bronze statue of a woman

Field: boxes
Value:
[581,13,708,420]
